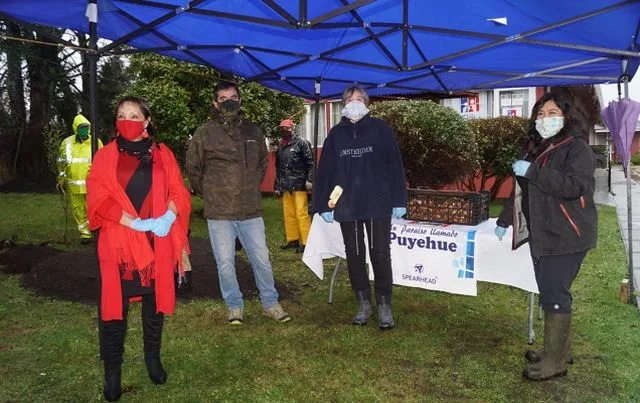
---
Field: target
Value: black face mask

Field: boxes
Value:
[280,129,293,137]
[218,99,240,117]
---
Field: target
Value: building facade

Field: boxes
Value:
[441,87,543,120]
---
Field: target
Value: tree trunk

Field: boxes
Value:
[5,22,26,125]
[479,172,489,192]
[1,22,27,182]
[18,30,62,177]
[490,175,507,201]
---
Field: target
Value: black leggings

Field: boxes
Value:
[339,217,393,297]
[98,293,164,367]
[533,251,587,314]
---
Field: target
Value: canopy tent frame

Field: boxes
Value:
[618,71,635,303]
[2,0,639,159]
[98,1,640,76]
[74,0,640,105]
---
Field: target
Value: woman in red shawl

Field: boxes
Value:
[87,96,191,402]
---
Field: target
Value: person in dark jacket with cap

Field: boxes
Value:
[313,86,407,330]
[275,119,315,253]
[495,91,597,381]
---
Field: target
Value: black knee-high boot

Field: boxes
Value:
[142,294,167,385]
[99,317,127,402]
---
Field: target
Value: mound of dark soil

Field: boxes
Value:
[19,237,295,304]
[0,176,55,193]
[0,244,62,274]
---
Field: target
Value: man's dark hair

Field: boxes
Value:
[213,81,240,101]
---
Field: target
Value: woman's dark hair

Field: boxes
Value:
[114,95,155,136]
[521,91,578,159]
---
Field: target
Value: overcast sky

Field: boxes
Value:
[598,79,640,107]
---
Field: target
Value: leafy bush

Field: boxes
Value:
[125,53,306,163]
[467,117,529,199]
[43,123,67,177]
[631,151,640,166]
[370,100,476,189]
[123,81,198,164]
[591,145,609,169]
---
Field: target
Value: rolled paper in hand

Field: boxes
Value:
[182,249,192,272]
[328,185,343,208]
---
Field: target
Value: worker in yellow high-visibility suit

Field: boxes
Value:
[57,114,103,242]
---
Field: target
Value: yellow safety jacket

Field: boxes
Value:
[57,115,103,194]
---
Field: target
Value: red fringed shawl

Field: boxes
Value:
[87,141,191,321]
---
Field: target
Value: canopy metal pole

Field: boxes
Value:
[312,80,321,179]
[623,72,634,303]
[87,0,99,158]
[608,139,614,195]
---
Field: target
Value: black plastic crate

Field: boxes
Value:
[406,189,490,225]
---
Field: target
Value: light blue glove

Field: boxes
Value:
[320,211,334,223]
[512,160,531,177]
[495,226,507,241]
[392,207,407,219]
[151,210,177,237]
[131,218,155,232]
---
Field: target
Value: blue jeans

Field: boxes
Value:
[207,217,279,310]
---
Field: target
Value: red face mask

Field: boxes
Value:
[116,120,147,141]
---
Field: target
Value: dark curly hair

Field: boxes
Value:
[521,91,579,160]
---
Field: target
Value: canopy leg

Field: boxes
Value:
[528,292,536,344]
[328,258,343,304]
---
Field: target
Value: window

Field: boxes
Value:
[486,91,494,118]
[498,89,529,118]
[330,101,344,127]
[298,103,327,147]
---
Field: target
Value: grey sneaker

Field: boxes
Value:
[263,303,291,323]
[228,308,244,325]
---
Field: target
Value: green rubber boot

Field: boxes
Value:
[522,312,571,381]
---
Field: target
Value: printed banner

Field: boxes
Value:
[303,216,537,296]
[373,221,477,296]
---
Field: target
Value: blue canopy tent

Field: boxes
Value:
[2,1,639,115]
[1,1,640,317]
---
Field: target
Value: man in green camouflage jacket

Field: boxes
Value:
[186,82,290,326]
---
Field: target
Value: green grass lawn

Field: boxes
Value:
[1,193,639,402]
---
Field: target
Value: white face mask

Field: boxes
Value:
[535,116,564,139]
[341,101,369,121]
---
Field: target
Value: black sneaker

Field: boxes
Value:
[295,245,305,254]
[280,240,300,250]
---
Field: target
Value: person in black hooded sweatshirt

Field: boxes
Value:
[313,86,407,330]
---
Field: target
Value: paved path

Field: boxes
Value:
[600,167,640,306]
